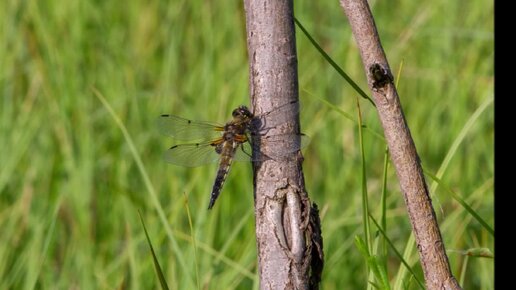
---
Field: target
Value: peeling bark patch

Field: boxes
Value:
[369,63,393,91]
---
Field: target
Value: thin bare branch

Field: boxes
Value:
[339,1,462,289]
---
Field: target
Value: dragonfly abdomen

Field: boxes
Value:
[207,141,239,209]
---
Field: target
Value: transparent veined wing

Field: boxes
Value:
[250,100,301,132]
[157,114,224,141]
[232,133,310,162]
[163,140,223,167]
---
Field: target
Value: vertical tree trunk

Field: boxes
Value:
[243,1,323,289]
[339,1,461,289]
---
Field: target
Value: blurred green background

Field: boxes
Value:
[1,0,493,289]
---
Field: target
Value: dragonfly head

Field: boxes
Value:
[232,106,253,120]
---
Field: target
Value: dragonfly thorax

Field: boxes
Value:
[223,121,248,139]
[223,131,236,141]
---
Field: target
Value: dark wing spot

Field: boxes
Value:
[161,114,170,117]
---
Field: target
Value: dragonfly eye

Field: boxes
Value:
[232,106,252,118]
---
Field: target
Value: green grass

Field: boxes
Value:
[1,0,493,289]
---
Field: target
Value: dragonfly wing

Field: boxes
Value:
[232,134,310,162]
[157,114,223,141]
[163,141,221,167]
[232,141,253,162]
[251,100,301,132]
[250,133,310,161]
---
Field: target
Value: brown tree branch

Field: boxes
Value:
[243,0,323,289]
[339,1,462,289]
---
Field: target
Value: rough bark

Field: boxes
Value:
[243,1,323,289]
[339,1,461,289]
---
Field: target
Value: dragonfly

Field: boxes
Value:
[158,100,307,209]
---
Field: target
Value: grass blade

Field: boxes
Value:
[294,17,375,107]
[93,87,195,286]
[369,215,425,289]
[183,193,201,290]
[139,211,170,290]
[430,95,494,194]
[424,171,494,236]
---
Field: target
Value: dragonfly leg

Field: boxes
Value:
[240,142,252,158]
